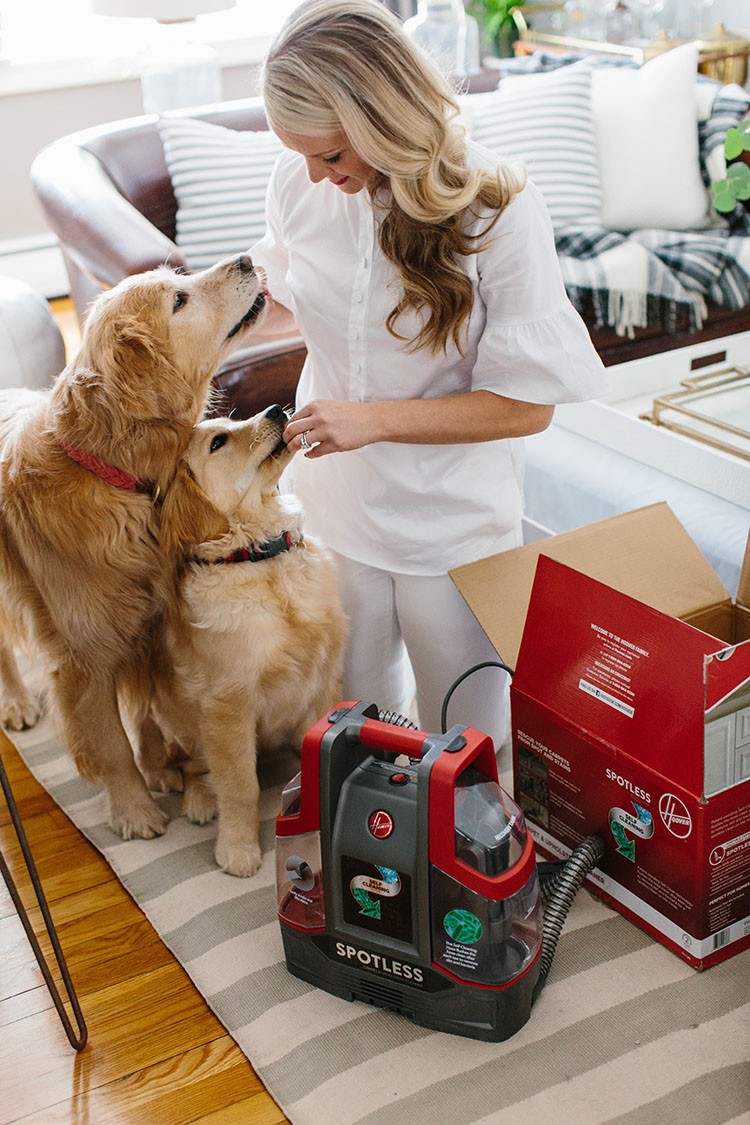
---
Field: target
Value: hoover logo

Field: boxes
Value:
[658,793,692,839]
[368,810,394,839]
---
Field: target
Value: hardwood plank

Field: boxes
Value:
[0,733,289,1124]
[192,1093,291,1125]
[13,1037,278,1125]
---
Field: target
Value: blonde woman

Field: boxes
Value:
[251,0,605,748]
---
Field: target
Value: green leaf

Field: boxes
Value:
[469,0,517,26]
[712,181,738,213]
[725,127,743,160]
[712,161,750,212]
[727,161,750,184]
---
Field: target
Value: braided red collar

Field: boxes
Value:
[60,441,156,499]
[191,531,302,565]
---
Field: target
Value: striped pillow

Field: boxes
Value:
[159,115,283,270]
[462,60,601,228]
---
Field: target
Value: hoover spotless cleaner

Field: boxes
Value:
[276,700,603,1042]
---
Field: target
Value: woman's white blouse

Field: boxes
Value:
[251,140,607,576]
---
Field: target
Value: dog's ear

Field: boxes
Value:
[159,462,229,552]
[81,300,176,384]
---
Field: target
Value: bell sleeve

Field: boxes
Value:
[471,179,608,405]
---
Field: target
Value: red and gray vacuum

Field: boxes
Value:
[275,701,603,1042]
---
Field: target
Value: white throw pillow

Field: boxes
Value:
[460,60,602,227]
[159,115,283,270]
[592,44,711,232]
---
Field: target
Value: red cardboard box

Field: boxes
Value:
[451,503,750,968]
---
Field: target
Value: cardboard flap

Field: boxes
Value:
[516,555,720,795]
[735,603,750,645]
[705,643,750,713]
[450,503,730,670]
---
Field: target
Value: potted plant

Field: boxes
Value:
[711,117,750,214]
[468,0,521,57]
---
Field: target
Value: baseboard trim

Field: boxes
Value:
[0,237,69,299]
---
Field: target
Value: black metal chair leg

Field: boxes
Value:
[0,746,88,1051]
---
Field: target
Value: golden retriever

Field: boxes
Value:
[0,255,265,839]
[154,407,347,876]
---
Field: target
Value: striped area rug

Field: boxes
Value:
[9,700,750,1125]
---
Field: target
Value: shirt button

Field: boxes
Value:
[352,291,362,303]
[352,363,361,376]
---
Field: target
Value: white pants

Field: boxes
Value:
[329,550,514,750]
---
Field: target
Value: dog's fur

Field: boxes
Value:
[154,408,347,876]
[0,256,265,839]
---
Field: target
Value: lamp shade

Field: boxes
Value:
[91,0,235,20]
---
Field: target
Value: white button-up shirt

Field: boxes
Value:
[252,140,607,575]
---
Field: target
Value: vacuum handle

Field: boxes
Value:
[358,719,428,759]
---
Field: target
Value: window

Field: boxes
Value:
[0,0,298,66]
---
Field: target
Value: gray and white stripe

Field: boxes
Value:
[10,702,750,1125]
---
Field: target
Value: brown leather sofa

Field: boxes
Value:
[31,96,750,417]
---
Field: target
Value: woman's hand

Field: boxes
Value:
[284,400,381,457]
[284,391,554,458]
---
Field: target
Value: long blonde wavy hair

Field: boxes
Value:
[261,0,525,355]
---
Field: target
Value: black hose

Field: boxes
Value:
[538,860,568,902]
[538,835,605,982]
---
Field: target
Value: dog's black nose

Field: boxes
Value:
[264,404,286,422]
[237,254,254,273]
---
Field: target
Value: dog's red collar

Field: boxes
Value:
[191,531,302,566]
[60,441,157,500]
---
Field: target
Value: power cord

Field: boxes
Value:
[440,659,515,734]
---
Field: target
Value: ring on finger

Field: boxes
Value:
[300,430,311,452]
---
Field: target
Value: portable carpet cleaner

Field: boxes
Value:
[275,664,605,1043]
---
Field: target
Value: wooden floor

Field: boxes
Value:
[0,733,288,1124]
[49,296,81,364]
[0,300,288,1125]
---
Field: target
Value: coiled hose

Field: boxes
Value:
[378,710,418,729]
[537,835,605,982]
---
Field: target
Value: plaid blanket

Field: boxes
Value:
[496,55,750,338]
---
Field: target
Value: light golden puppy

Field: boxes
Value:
[0,255,266,839]
[155,407,347,877]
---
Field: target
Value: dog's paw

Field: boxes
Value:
[181,779,217,825]
[144,765,185,795]
[215,838,262,878]
[109,795,169,840]
[0,692,42,731]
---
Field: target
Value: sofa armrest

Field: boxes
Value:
[211,336,307,419]
[31,140,188,293]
